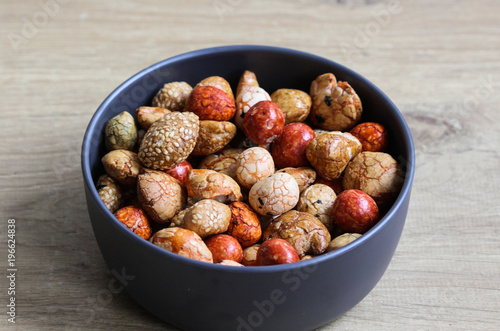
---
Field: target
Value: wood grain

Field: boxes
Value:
[1,0,499,330]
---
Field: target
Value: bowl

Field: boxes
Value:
[81,45,415,331]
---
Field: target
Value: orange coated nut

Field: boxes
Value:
[235,85,271,129]
[350,122,388,152]
[227,202,262,247]
[151,227,213,263]
[256,238,300,265]
[184,85,236,121]
[114,205,152,240]
[331,189,379,233]
[242,101,285,146]
[196,76,234,100]
[205,234,243,263]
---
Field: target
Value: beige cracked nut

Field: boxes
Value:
[241,244,260,266]
[263,210,331,257]
[191,120,237,156]
[248,172,300,216]
[236,70,259,99]
[185,169,242,203]
[235,147,275,189]
[96,174,124,213]
[152,81,193,112]
[309,73,362,131]
[235,85,271,129]
[275,167,316,193]
[342,151,403,207]
[198,148,244,179]
[327,233,362,252]
[271,88,312,124]
[138,111,199,171]
[104,111,138,151]
[151,227,213,263]
[135,106,170,130]
[196,76,234,100]
[101,149,142,187]
[306,131,362,180]
[137,170,186,224]
[296,183,337,231]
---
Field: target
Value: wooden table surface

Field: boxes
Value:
[1,0,499,330]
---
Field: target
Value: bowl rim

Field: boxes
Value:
[81,44,415,273]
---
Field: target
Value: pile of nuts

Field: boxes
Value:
[96,70,404,266]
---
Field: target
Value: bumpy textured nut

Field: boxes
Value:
[205,234,243,263]
[227,202,262,247]
[236,70,259,98]
[235,86,271,129]
[102,149,142,186]
[332,189,379,233]
[306,131,362,180]
[275,167,316,193]
[271,88,312,124]
[242,101,285,146]
[350,122,389,152]
[296,184,336,231]
[152,82,193,112]
[198,148,244,179]
[135,106,170,130]
[191,120,237,156]
[248,172,300,216]
[137,170,186,224]
[309,73,362,131]
[241,244,260,266]
[151,227,213,263]
[114,205,152,240]
[263,210,331,257]
[96,174,124,213]
[138,111,199,171]
[184,85,236,121]
[104,111,138,151]
[186,169,242,203]
[327,233,362,252]
[196,76,234,100]
[235,147,275,189]
[178,199,232,238]
[271,122,316,169]
[342,151,403,207]
[256,238,300,265]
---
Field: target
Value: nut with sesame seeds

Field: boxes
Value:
[101,149,142,187]
[180,199,232,238]
[151,227,213,263]
[248,172,300,216]
[135,106,170,130]
[96,174,124,213]
[104,111,138,151]
[191,120,237,156]
[235,147,275,189]
[185,169,242,204]
[138,111,199,171]
[152,81,193,112]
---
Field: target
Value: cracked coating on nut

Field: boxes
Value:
[342,151,403,207]
[138,111,199,171]
[96,174,124,213]
[263,210,331,257]
[105,111,138,151]
[135,106,170,130]
[236,70,259,98]
[102,149,142,186]
[241,244,261,266]
[196,76,234,100]
[306,131,362,180]
[191,120,237,156]
[297,183,337,231]
[248,172,299,216]
[327,233,362,252]
[235,147,275,189]
[185,169,242,203]
[271,88,312,124]
[235,85,271,129]
[198,148,244,179]
[114,205,152,240]
[309,73,362,131]
[179,199,232,238]
[151,227,213,263]
[227,201,262,247]
[152,82,193,112]
[276,167,316,193]
[137,170,186,224]
[184,85,236,121]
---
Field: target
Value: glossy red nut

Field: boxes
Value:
[350,122,388,152]
[331,189,380,233]
[165,160,192,185]
[184,85,236,121]
[205,234,243,263]
[271,122,315,169]
[242,101,285,146]
[256,238,300,265]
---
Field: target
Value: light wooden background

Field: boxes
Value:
[1,0,499,330]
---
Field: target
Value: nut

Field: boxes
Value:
[248,172,300,216]
[101,149,142,186]
[309,73,362,131]
[275,167,316,193]
[164,160,193,185]
[350,122,389,152]
[236,70,259,99]
[180,199,232,237]
[241,244,261,266]
[342,151,403,207]
[96,174,124,213]
[332,189,379,233]
[196,76,234,100]
[296,184,337,231]
[235,85,271,129]
[263,210,331,257]
[104,111,138,151]
[216,260,244,266]
[327,233,362,252]
[256,238,300,265]
[205,234,243,263]
[184,85,236,121]
[114,205,152,240]
[271,122,316,169]
[227,202,262,247]
[198,148,244,179]
[185,169,242,203]
[306,131,362,180]
[138,111,199,171]
[135,106,170,130]
[137,170,186,224]
[235,147,275,189]
[151,227,212,263]
[152,82,193,112]
[242,101,285,146]
[191,120,237,156]
[271,88,312,124]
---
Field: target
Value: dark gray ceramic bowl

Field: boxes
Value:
[81,45,415,331]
